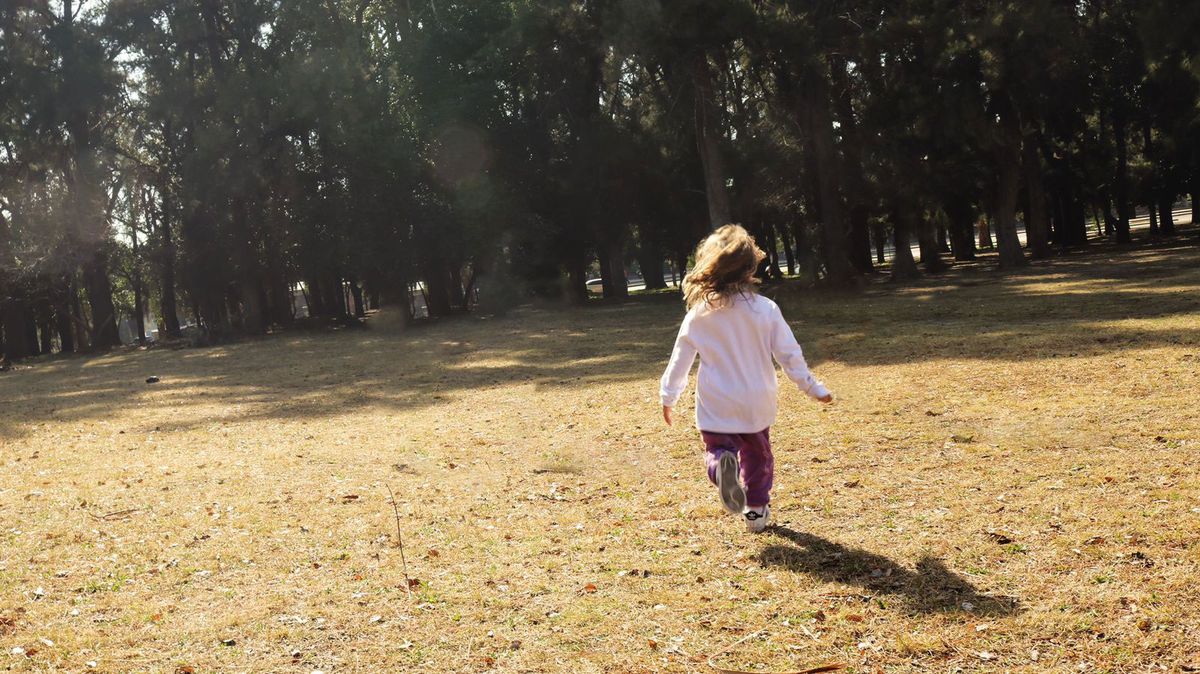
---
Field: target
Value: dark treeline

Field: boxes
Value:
[2,1,1199,359]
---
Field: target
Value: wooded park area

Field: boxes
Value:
[2,0,1199,360]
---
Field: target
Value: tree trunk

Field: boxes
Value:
[872,221,886,264]
[890,204,920,281]
[993,99,1029,268]
[792,220,818,285]
[691,53,733,230]
[1113,109,1132,243]
[350,279,366,318]
[916,212,947,274]
[422,266,451,317]
[54,288,75,354]
[1191,174,1199,227]
[600,240,628,299]
[799,66,855,285]
[38,309,54,354]
[674,250,689,287]
[1022,134,1052,258]
[1,297,34,361]
[779,224,796,275]
[944,194,977,261]
[829,55,873,274]
[82,251,121,347]
[1102,194,1117,236]
[637,241,667,290]
[24,306,41,356]
[157,205,182,338]
[1159,190,1175,235]
[305,275,325,317]
[764,223,782,280]
[130,222,147,345]
[564,252,589,304]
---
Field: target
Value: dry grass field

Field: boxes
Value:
[2,240,1200,673]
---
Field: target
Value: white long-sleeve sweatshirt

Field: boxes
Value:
[659,293,829,433]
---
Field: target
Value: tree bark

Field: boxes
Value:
[829,55,873,273]
[1113,108,1132,243]
[1,297,34,360]
[637,240,667,290]
[1022,134,1052,258]
[799,65,856,285]
[1159,190,1175,235]
[350,279,366,318]
[944,194,977,261]
[157,189,182,338]
[599,240,628,299]
[916,213,947,274]
[993,99,1030,268]
[422,266,451,317]
[890,204,920,281]
[779,224,796,275]
[792,220,818,285]
[564,251,589,304]
[304,275,325,318]
[691,52,733,230]
[34,296,53,353]
[82,252,121,347]
[1191,173,1199,228]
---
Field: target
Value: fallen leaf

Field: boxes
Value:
[648,639,658,649]
[175,666,196,674]
[986,531,1014,545]
[427,549,440,558]
[221,638,236,646]
[844,614,865,623]
[843,480,860,488]
[341,494,359,502]
[582,583,597,593]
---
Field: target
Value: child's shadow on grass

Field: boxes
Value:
[760,526,1020,616]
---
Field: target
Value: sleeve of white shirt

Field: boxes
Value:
[770,304,830,399]
[659,319,698,407]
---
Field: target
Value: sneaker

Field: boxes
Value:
[744,505,770,533]
[715,451,746,515]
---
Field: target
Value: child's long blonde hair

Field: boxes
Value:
[682,224,766,309]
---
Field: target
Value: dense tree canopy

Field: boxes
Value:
[1,0,1198,359]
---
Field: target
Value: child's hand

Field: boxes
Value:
[818,393,834,404]
[662,405,673,426]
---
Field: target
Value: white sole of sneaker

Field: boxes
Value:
[716,452,746,515]
[745,505,770,533]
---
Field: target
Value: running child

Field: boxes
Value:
[660,224,833,532]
